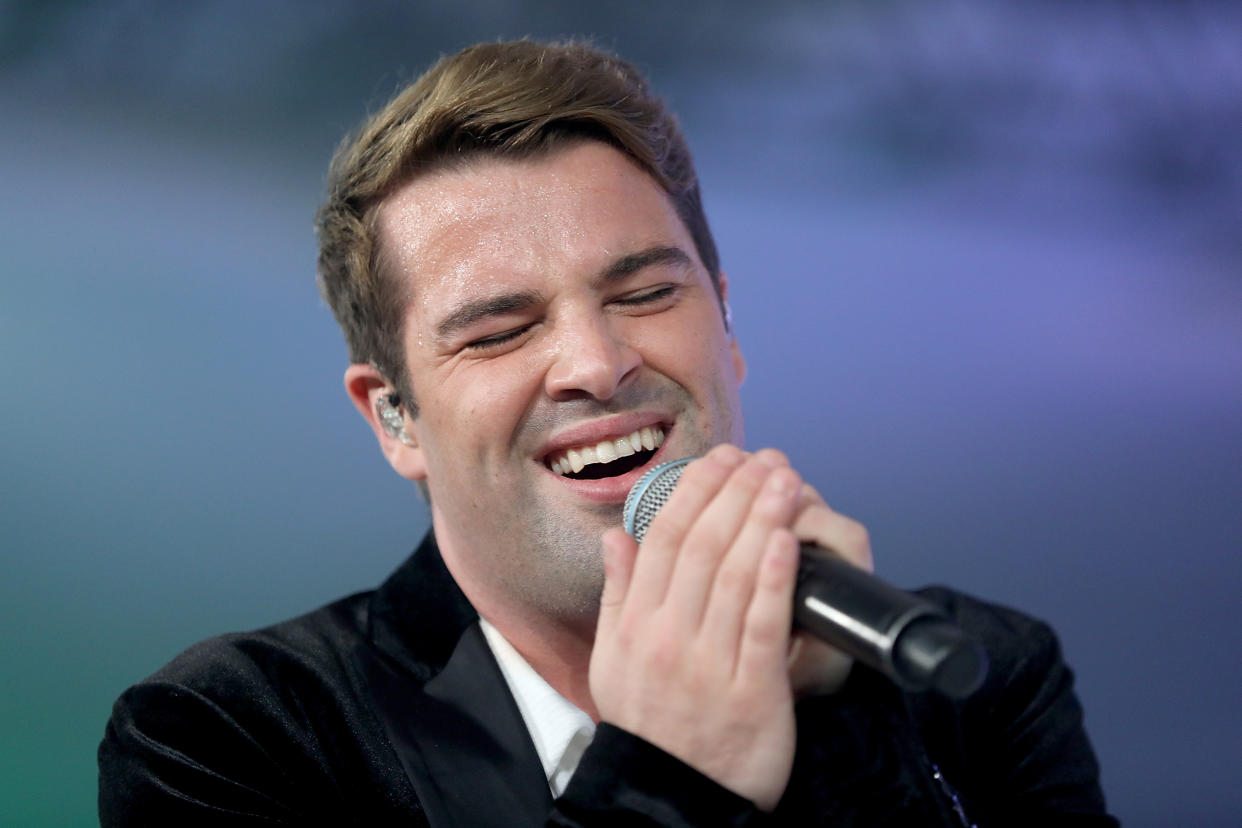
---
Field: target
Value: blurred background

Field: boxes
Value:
[2,1,1239,824]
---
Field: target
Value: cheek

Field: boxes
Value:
[429,356,548,445]
[654,314,734,377]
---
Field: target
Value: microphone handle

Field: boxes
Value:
[794,548,987,698]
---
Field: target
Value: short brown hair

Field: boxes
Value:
[315,39,721,413]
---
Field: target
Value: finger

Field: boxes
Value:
[596,528,638,639]
[736,527,800,681]
[666,450,790,628]
[627,444,745,611]
[786,485,873,695]
[792,496,873,573]
[797,480,827,510]
[701,464,802,659]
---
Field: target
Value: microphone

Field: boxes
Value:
[624,458,987,698]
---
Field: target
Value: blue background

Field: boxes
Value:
[2,2,1239,824]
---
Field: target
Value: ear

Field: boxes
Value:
[718,271,747,385]
[344,363,428,482]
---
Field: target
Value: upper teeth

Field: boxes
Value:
[549,426,665,476]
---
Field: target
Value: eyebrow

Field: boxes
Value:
[596,246,692,286]
[433,245,694,342]
[434,289,543,341]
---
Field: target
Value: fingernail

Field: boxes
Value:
[766,468,798,496]
[756,450,785,469]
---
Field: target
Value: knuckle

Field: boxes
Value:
[745,614,786,650]
[599,591,624,610]
[713,563,751,601]
[643,632,682,672]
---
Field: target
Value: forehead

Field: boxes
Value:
[374,142,695,316]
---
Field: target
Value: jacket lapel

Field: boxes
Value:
[357,534,553,827]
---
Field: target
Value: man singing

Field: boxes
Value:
[99,40,1116,825]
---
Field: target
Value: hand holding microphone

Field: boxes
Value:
[589,446,819,811]
[589,446,987,811]
[625,454,987,698]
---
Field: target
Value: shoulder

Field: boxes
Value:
[908,586,1081,743]
[98,591,410,824]
[133,590,374,710]
[912,586,1082,732]
[908,587,1114,824]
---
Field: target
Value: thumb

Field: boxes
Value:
[596,528,638,636]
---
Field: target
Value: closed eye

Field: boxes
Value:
[614,285,677,308]
[462,324,532,352]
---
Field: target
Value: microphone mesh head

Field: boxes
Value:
[622,458,693,541]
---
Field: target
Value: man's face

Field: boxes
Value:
[375,141,745,627]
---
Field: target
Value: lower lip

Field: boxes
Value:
[543,437,672,504]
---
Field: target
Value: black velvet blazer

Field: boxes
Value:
[99,534,1117,826]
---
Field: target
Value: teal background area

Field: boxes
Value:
[2,2,1240,825]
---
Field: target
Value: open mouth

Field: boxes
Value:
[546,426,665,481]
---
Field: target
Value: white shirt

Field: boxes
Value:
[479,618,597,798]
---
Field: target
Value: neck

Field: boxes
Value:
[432,521,602,720]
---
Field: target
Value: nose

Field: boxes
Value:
[544,312,641,402]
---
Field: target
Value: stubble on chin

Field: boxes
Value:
[504,505,613,627]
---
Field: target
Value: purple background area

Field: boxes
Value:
[2,2,1239,824]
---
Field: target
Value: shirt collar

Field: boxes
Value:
[479,618,596,798]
